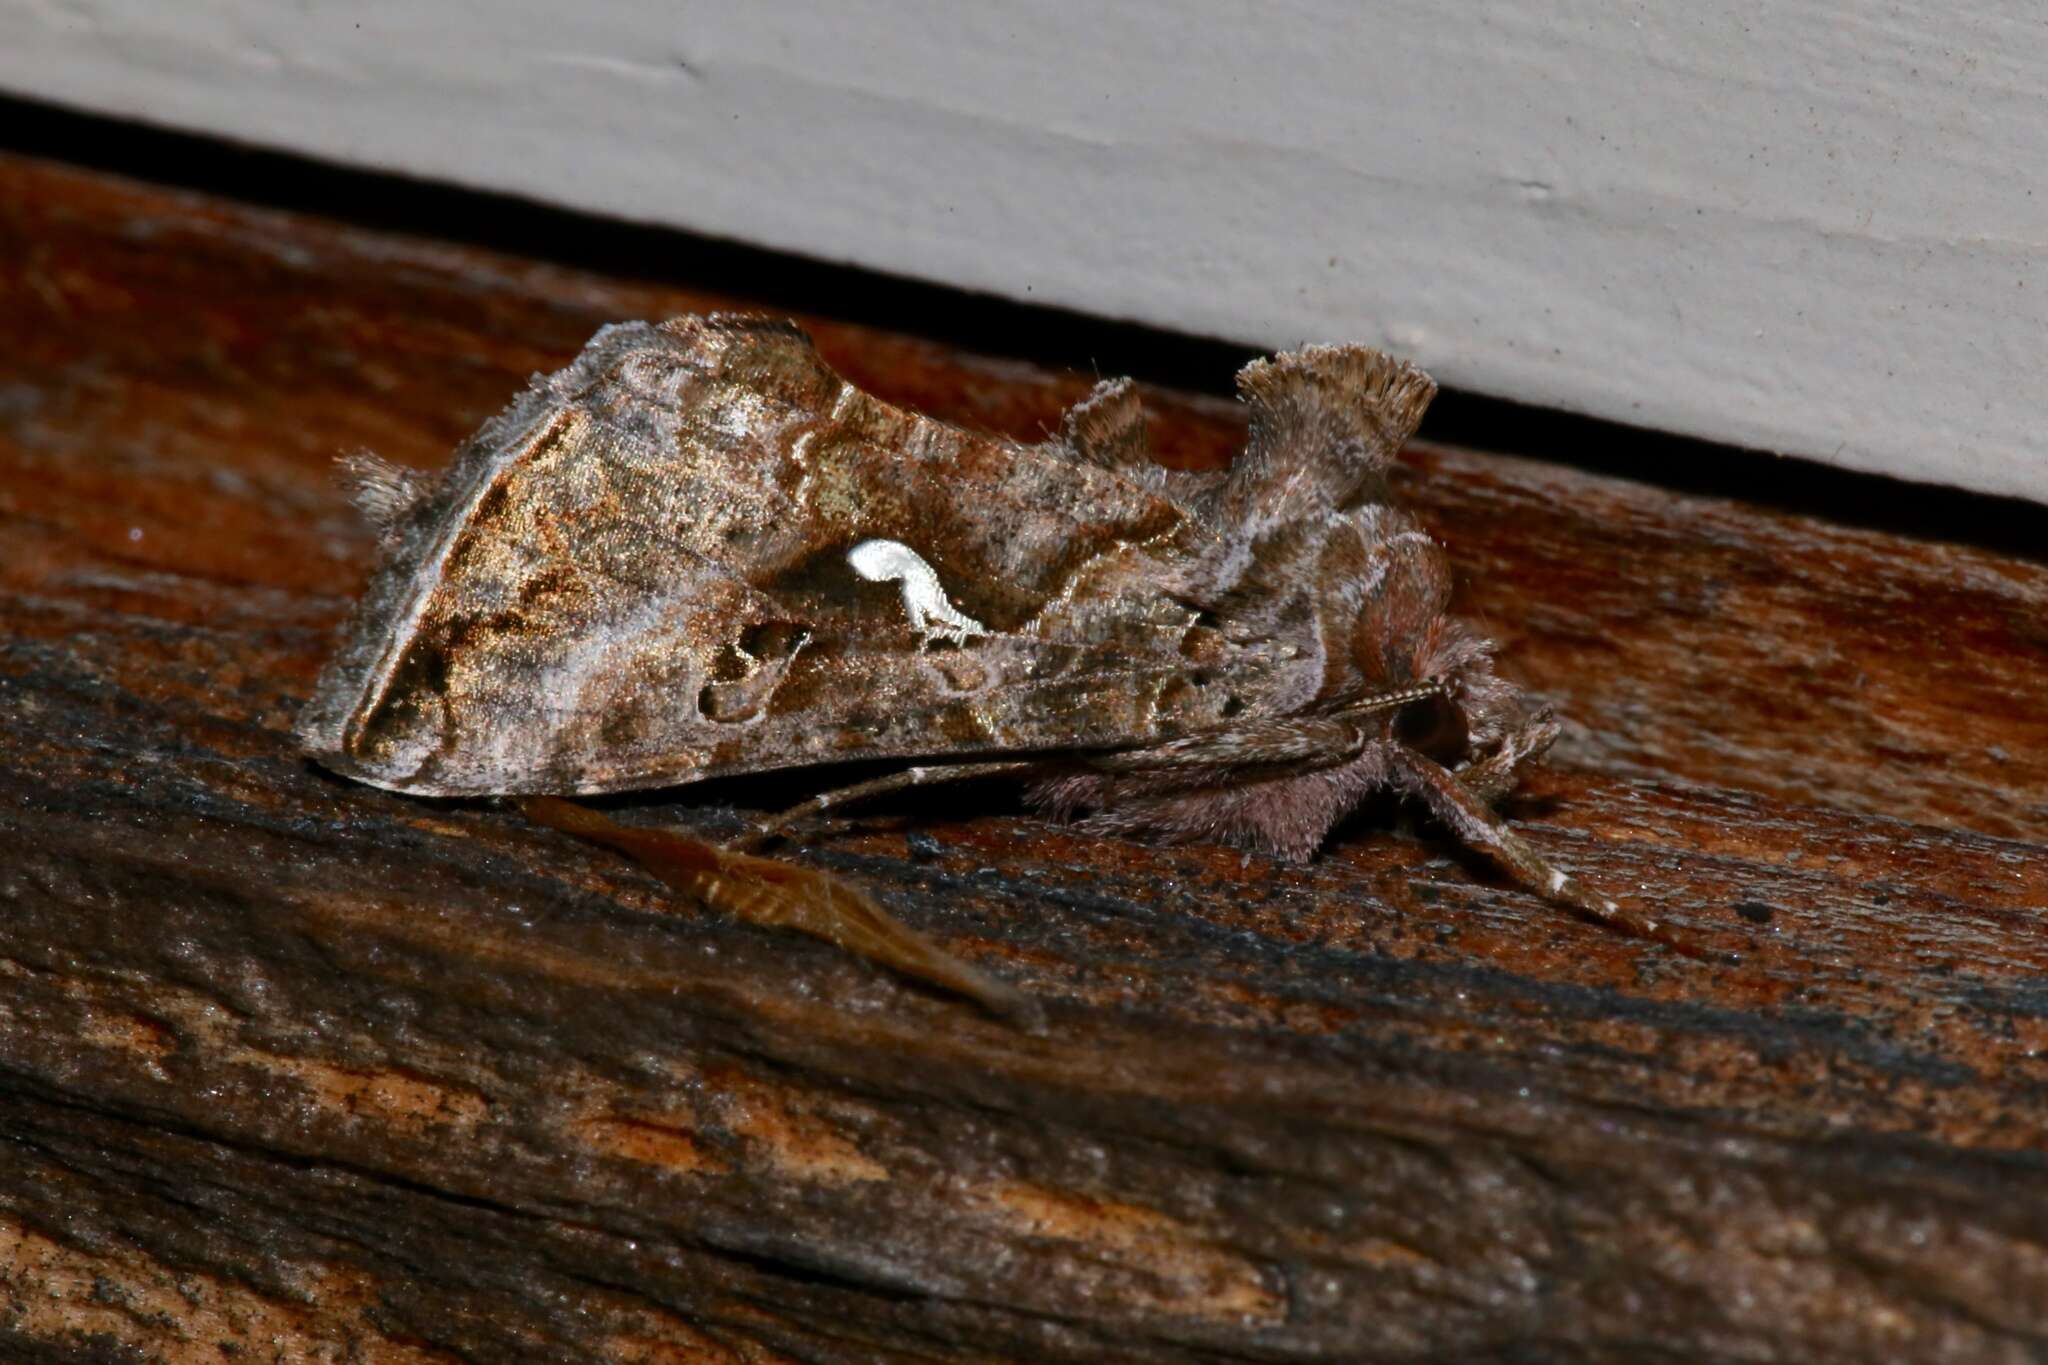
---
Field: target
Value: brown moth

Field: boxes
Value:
[300,314,1678,1008]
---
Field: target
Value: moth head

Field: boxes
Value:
[1378,613,1540,778]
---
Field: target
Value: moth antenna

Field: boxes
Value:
[1219,344,1436,521]
[519,797,1043,1029]
[338,449,430,533]
[1060,377,1152,471]
[1383,746,1726,962]
[1332,681,1445,719]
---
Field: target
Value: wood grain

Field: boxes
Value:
[2,150,2046,1363]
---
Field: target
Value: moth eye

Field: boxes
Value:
[1394,692,1468,762]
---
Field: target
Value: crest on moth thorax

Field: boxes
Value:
[302,313,1674,950]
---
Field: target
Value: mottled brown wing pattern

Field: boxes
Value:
[300,316,1303,796]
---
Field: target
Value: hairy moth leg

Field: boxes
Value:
[1382,747,1716,959]
[520,797,1041,1028]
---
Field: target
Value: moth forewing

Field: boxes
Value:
[304,315,1285,800]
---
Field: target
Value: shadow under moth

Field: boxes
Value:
[301,314,1684,1024]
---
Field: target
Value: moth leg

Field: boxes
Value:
[737,760,1042,852]
[1383,745,1716,959]
[1032,718,1387,862]
[520,797,1040,1028]
[1456,713,1561,804]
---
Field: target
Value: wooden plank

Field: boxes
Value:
[3,2,2046,505]
[2,150,2047,1362]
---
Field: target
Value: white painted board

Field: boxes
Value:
[4,1,2044,503]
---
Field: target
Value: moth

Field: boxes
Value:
[300,314,1678,1015]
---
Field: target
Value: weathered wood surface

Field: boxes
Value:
[2,149,2046,1363]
